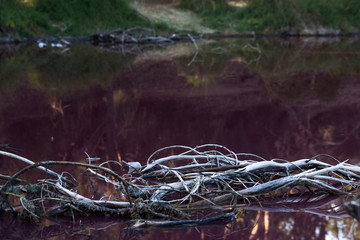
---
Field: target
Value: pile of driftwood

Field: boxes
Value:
[1,144,360,227]
[91,27,194,44]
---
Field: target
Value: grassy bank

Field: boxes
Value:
[180,0,360,34]
[0,0,169,36]
[1,0,360,37]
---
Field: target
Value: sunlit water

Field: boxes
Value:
[1,37,360,239]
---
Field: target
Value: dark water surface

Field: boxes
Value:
[1,38,360,239]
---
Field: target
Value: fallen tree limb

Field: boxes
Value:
[0,144,359,225]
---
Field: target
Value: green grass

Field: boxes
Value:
[0,0,166,36]
[1,0,360,36]
[0,0,48,36]
[179,0,360,33]
[292,0,360,31]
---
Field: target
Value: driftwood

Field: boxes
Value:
[0,144,359,227]
[92,27,197,45]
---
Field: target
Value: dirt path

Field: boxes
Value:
[130,0,215,34]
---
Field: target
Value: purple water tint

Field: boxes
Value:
[1,38,360,239]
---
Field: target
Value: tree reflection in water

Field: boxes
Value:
[1,38,360,239]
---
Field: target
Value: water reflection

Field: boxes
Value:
[1,38,360,239]
[1,210,357,239]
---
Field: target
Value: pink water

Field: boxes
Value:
[1,38,360,239]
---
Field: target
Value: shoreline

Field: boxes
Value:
[1,31,360,46]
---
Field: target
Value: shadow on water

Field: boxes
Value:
[1,37,360,239]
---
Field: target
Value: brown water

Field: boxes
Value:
[1,38,360,239]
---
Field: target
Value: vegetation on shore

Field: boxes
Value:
[179,0,360,34]
[1,0,360,37]
[0,0,169,37]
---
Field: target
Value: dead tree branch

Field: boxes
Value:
[0,145,359,226]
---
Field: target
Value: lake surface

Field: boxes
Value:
[1,37,360,239]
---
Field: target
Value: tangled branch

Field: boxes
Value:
[0,145,359,227]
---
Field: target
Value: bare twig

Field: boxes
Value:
[0,151,68,184]
[0,160,133,206]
